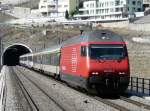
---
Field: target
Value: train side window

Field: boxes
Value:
[33,56,37,63]
[81,46,87,56]
[28,56,32,61]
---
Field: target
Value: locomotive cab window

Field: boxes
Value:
[81,46,87,56]
[89,44,126,59]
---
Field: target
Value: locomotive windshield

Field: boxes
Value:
[90,44,126,59]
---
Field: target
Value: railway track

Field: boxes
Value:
[10,67,39,111]
[120,96,150,110]
[93,95,150,111]
[16,66,150,111]
[11,67,66,111]
[93,96,129,111]
[3,67,33,111]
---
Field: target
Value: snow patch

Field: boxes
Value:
[144,97,150,101]
[132,37,150,44]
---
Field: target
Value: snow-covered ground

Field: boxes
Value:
[132,37,150,44]
[6,16,67,26]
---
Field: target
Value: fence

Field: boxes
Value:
[128,77,150,96]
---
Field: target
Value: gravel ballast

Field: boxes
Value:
[17,66,119,111]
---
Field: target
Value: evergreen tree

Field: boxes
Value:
[65,10,69,19]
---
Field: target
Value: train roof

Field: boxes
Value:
[32,45,61,56]
[20,30,124,58]
[62,30,124,46]
[20,45,61,57]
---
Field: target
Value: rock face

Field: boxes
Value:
[2,25,150,78]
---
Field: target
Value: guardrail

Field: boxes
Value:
[128,77,150,96]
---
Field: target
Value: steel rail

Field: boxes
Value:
[18,66,149,111]
[120,96,150,110]
[19,66,131,111]
[10,67,39,111]
[15,67,67,111]
[93,96,130,111]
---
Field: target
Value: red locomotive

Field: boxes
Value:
[20,30,130,94]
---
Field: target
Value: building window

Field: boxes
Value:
[111,1,114,6]
[48,5,55,8]
[43,0,47,2]
[132,1,136,5]
[101,16,104,19]
[105,9,109,13]
[41,6,46,8]
[90,3,92,7]
[137,1,141,5]
[110,8,114,12]
[105,2,107,7]
[121,1,124,5]
[64,5,68,8]
[132,7,136,11]
[115,0,120,6]
[58,5,62,8]
[121,8,123,12]
[137,8,141,11]
[115,8,120,12]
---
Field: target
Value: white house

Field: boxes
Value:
[143,0,150,10]
[74,0,143,22]
[39,0,78,17]
[39,0,57,16]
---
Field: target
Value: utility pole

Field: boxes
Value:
[0,32,4,70]
[0,37,2,70]
[56,0,58,17]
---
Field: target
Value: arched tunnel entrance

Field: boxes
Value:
[2,44,32,66]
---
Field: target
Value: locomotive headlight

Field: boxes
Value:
[92,72,99,75]
[119,72,126,75]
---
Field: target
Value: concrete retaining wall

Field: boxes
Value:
[0,66,6,111]
[93,21,129,28]
[99,21,129,28]
[95,20,150,32]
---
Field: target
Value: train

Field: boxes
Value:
[20,30,130,95]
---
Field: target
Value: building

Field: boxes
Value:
[12,7,31,18]
[74,0,143,22]
[143,0,150,10]
[127,0,143,13]
[143,0,150,7]
[143,0,150,15]
[39,0,57,16]
[39,0,78,17]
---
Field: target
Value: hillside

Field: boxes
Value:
[0,12,16,22]
[15,0,40,9]
[1,25,150,78]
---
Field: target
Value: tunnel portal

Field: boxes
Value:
[2,44,32,66]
